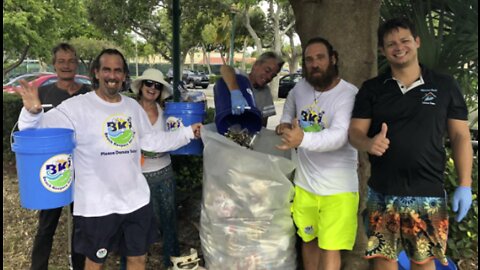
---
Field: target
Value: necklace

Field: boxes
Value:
[313,90,323,104]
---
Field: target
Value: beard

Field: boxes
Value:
[106,86,120,96]
[103,80,122,96]
[305,62,337,90]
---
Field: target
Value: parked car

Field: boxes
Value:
[185,71,209,89]
[278,73,303,98]
[3,72,54,89]
[3,73,91,94]
[166,68,189,83]
[166,68,210,89]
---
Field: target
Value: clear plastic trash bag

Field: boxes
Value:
[200,124,297,270]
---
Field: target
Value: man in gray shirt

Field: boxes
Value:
[30,42,90,270]
[220,51,284,127]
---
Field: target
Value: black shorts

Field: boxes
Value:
[73,202,158,263]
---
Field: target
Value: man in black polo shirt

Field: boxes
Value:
[30,43,90,270]
[348,18,473,270]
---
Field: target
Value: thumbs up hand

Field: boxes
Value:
[276,118,304,150]
[368,123,390,156]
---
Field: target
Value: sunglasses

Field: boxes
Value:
[143,80,163,91]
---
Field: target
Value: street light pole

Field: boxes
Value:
[135,40,139,77]
[173,0,181,102]
[229,13,236,66]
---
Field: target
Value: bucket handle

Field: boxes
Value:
[10,121,19,147]
[10,104,78,147]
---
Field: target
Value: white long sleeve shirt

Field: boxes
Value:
[18,92,194,217]
[280,79,359,195]
[141,103,172,173]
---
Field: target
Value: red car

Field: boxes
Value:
[3,73,91,94]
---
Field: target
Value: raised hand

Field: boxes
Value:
[368,122,390,156]
[16,79,42,114]
[230,89,249,115]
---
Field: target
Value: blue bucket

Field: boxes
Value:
[213,74,262,135]
[11,128,76,210]
[164,102,206,155]
[398,251,457,270]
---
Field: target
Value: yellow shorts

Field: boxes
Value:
[292,185,359,250]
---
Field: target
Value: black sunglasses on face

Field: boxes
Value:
[143,80,163,91]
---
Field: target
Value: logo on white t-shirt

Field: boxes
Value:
[103,114,135,148]
[300,104,327,132]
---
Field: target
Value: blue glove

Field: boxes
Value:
[451,186,472,222]
[230,89,248,115]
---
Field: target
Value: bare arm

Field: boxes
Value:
[348,118,389,156]
[220,65,239,91]
[447,119,473,187]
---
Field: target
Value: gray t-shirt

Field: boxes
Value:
[237,69,276,118]
[38,83,91,112]
[251,85,276,118]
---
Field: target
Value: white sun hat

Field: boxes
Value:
[131,68,173,100]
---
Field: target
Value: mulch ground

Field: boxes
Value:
[3,162,204,270]
[3,161,478,270]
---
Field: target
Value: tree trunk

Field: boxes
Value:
[289,1,380,269]
[241,4,263,56]
[201,44,212,75]
[286,33,301,74]
[3,45,30,79]
[189,50,195,71]
[241,38,248,72]
[38,61,49,72]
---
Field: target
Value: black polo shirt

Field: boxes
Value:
[39,83,91,112]
[352,65,468,197]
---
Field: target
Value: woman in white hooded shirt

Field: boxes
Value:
[122,68,180,269]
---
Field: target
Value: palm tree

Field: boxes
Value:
[380,0,478,116]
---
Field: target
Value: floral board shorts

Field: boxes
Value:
[364,188,449,266]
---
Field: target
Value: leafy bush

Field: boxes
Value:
[3,93,23,161]
[444,150,478,261]
[209,75,222,84]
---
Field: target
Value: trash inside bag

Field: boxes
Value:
[200,124,297,269]
[224,124,258,149]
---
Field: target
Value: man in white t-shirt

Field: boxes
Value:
[220,51,284,127]
[16,49,202,270]
[275,37,359,270]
